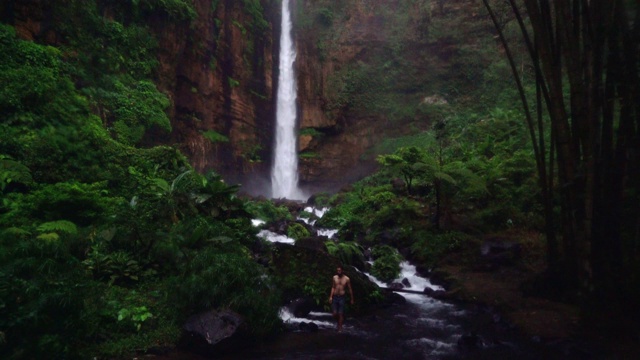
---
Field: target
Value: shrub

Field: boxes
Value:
[370,245,402,282]
[410,231,472,268]
[371,254,402,283]
[245,200,293,223]
[169,247,281,336]
[325,241,366,269]
[287,223,310,241]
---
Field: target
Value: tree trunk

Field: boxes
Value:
[485,0,639,301]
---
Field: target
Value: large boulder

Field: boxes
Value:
[179,309,246,357]
[287,296,317,318]
[295,236,329,253]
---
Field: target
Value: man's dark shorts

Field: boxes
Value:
[332,295,346,314]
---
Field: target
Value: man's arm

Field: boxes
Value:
[329,277,335,302]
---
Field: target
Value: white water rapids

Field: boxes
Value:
[271,0,305,200]
[244,207,577,359]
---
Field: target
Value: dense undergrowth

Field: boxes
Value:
[315,103,544,281]
[0,4,282,357]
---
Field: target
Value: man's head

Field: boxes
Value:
[336,266,343,277]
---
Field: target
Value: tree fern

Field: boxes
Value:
[37,220,78,235]
[0,155,33,191]
[3,227,32,237]
[36,233,60,242]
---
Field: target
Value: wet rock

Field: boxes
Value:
[401,278,411,287]
[180,308,246,356]
[363,247,372,261]
[545,338,597,359]
[295,236,328,253]
[382,292,407,306]
[268,219,289,234]
[299,321,319,332]
[458,332,482,351]
[427,269,454,289]
[288,297,316,318]
[423,287,448,299]
[388,282,404,290]
[144,345,173,355]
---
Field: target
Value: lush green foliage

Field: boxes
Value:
[241,0,269,32]
[319,84,543,274]
[325,241,365,268]
[0,11,280,358]
[167,246,281,336]
[201,129,230,144]
[410,231,473,269]
[245,199,293,223]
[135,0,197,21]
[370,245,403,282]
[287,223,310,241]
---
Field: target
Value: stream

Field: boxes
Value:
[162,207,598,359]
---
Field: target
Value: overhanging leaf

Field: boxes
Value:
[37,220,78,235]
[36,232,60,242]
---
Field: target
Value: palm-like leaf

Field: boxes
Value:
[36,232,60,242]
[37,220,78,235]
[0,156,33,191]
[4,227,32,236]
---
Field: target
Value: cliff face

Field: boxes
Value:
[291,0,493,191]
[148,0,278,186]
[3,0,494,194]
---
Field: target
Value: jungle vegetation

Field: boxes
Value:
[0,1,280,358]
[0,0,638,358]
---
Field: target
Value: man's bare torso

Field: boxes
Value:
[332,274,350,296]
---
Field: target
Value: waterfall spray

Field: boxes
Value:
[271,0,304,200]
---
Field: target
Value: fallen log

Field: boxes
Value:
[380,287,430,295]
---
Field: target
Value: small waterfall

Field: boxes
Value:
[271,0,304,200]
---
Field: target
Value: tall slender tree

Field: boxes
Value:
[482,0,639,304]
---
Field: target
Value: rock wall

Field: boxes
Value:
[2,0,495,195]
[148,0,278,187]
[292,0,491,192]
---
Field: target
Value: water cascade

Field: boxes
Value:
[271,0,304,200]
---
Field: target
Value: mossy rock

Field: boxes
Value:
[295,236,328,253]
[269,243,381,315]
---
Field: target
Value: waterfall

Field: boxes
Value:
[271,0,304,200]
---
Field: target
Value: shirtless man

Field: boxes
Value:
[329,266,354,332]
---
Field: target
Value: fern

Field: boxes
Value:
[201,130,229,144]
[206,236,233,244]
[3,227,32,236]
[325,241,365,267]
[0,155,33,191]
[37,220,78,235]
[36,232,60,242]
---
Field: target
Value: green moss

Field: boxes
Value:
[299,151,319,159]
[300,128,324,137]
[228,77,240,88]
[135,0,197,21]
[241,0,269,32]
[201,130,229,144]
